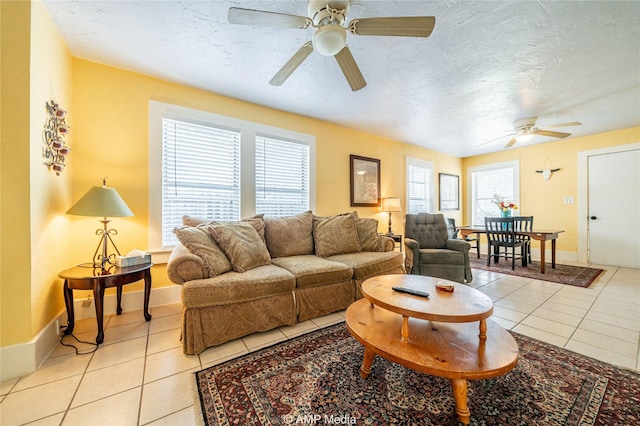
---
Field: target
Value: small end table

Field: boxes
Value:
[59,263,153,344]
[385,233,403,252]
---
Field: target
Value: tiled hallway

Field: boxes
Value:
[1,265,638,425]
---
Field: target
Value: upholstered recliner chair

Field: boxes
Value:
[404,213,473,284]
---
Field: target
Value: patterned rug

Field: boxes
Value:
[469,255,603,287]
[194,323,640,425]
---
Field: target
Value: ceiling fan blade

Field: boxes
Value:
[533,129,571,138]
[504,138,518,148]
[269,42,313,86]
[335,46,367,91]
[228,7,312,29]
[542,121,582,129]
[349,16,436,37]
[476,132,517,148]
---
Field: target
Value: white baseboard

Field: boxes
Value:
[0,285,181,381]
[477,246,579,265]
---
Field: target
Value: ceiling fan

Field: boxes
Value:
[479,117,582,149]
[227,0,435,91]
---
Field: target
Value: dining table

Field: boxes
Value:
[458,226,564,274]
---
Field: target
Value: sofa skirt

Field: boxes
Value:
[182,292,296,355]
[295,279,354,322]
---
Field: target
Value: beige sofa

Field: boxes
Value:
[166,211,404,355]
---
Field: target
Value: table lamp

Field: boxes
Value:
[66,178,134,272]
[381,197,402,235]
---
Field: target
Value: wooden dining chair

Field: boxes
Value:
[513,216,533,263]
[484,217,526,270]
[446,218,480,258]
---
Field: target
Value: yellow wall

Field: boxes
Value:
[1,0,74,347]
[462,127,640,253]
[69,59,463,294]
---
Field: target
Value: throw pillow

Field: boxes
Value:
[355,217,380,252]
[182,214,266,242]
[264,211,314,258]
[313,212,362,257]
[173,225,232,277]
[207,222,271,273]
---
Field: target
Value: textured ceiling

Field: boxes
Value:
[42,0,640,157]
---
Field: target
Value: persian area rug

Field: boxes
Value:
[468,255,603,287]
[194,323,640,426]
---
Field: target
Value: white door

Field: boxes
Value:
[588,149,640,268]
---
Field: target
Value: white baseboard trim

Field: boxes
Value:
[0,285,181,381]
[477,246,578,265]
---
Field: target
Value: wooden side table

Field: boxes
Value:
[385,233,402,252]
[59,263,153,344]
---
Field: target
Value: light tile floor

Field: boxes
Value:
[1,265,638,425]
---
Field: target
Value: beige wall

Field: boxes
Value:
[462,127,640,253]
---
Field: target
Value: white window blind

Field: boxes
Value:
[161,117,241,247]
[470,163,517,226]
[255,136,310,217]
[406,158,433,214]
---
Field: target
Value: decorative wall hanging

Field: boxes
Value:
[350,155,380,207]
[43,100,70,175]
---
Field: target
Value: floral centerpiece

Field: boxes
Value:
[493,194,518,217]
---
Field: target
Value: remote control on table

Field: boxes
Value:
[392,286,429,298]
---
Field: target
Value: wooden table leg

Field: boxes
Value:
[63,280,75,335]
[539,240,547,274]
[479,319,487,339]
[551,239,557,269]
[143,269,152,321]
[360,347,376,378]
[401,315,409,342]
[450,378,470,425]
[116,285,123,315]
[93,281,106,345]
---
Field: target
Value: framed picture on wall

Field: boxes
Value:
[439,173,459,210]
[350,155,381,207]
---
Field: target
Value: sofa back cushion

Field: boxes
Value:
[208,222,271,273]
[313,212,362,257]
[264,211,314,258]
[173,225,232,277]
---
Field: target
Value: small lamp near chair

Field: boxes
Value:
[381,197,402,235]
[66,178,133,273]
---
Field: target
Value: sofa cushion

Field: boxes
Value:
[181,264,295,308]
[355,217,380,252]
[207,222,271,273]
[272,255,353,289]
[173,225,232,277]
[183,214,266,242]
[264,211,314,258]
[418,248,465,265]
[313,212,361,257]
[328,251,403,280]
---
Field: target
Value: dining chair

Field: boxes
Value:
[446,218,480,258]
[484,217,526,270]
[513,216,533,263]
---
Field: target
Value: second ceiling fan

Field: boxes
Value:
[228,0,436,91]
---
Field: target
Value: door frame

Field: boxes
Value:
[577,142,640,264]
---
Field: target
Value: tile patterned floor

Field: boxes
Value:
[1,265,638,425]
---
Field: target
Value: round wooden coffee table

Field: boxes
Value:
[347,275,519,425]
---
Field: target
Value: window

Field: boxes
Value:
[256,136,309,217]
[468,160,520,226]
[406,157,434,214]
[149,101,315,252]
[161,118,241,247]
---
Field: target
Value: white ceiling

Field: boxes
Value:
[42,0,640,157]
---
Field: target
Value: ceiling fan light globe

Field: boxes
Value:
[515,133,534,142]
[313,24,347,56]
